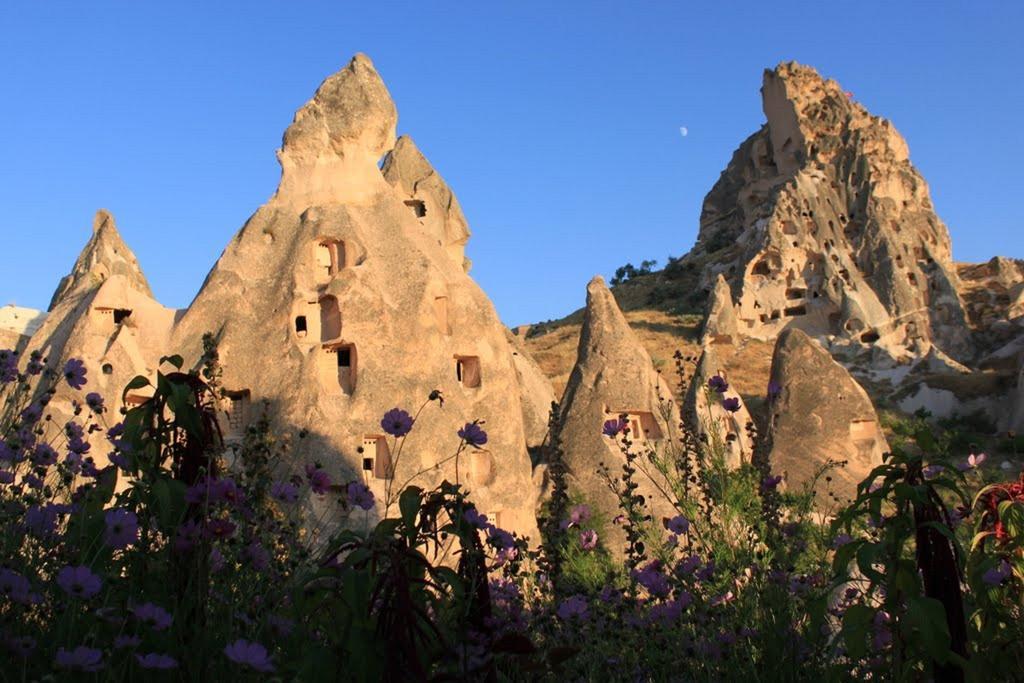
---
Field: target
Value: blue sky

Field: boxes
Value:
[1,1,1020,326]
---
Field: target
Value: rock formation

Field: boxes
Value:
[700,274,740,345]
[765,328,887,503]
[688,62,970,368]
[169,54,539,538]
[684,345,754,469]
[506,330,556,450]
[0,305,46,351]
[557,276,680,550]
[22,211,175,466]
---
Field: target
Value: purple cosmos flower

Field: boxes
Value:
[85,392,104,412]
[631,560,670,598]
[957,452,987,472]
[213,478,242,506]
[0,442,18,463]
[206,518,236,540]
[347,481,375,510]
[0,569,32,604]
[23,474,43,490]
[57,565,101,599]
[458,422,488,447]
[761,474,784,491]
[381,408,414,438]
[63,358,87,390]
[648,593,692,624]
[246,542,271,572]
[26,351,43,375]
[0,350,17,383]
[602,418,626,437]
[983,559,1012,586]
[114,635,141,649]
[556,595,589,621]
[767,380,782,401]
[663,515,690,535]
[224,639,274,672]
[832,533,854,549]
[464,508,489,529]
[104,508,139,550]
[923,464,944,480]
[20,403,42,424]
[562,503,591,529]
[132,602,173,630]
[708,375,729,394]
[579,529,598,550]
[721,397,741,413]
[305,464,330,495]
[270,481,299,504]
[55,645,103,672]
[136,653,178,669]
[487,525,516,551]
[24,504,65,538]
[173,519,202,553]
[31,444,58,467]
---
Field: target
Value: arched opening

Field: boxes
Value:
[295,316,308,338]
[222,389,250,442]
[315,239,347,281]
[361,435,393,479]
[319,296,341,342]
[455,356,481,388]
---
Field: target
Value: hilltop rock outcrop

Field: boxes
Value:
[701,274,740,346]
[689,62,970,368]
[170,54,540,538]
[766,328,887,503]
[0,305,46,351]
[557,276,679,551]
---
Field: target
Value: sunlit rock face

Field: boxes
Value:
[765,328,887,504]
[23,211,176,469]
[557,276,680,553]
[690,62,970,367]
[170,54,540,539]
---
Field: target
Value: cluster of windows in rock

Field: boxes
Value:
[93,307,133,330]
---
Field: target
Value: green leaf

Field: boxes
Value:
[841,605,874,661]
[904,596,952,663]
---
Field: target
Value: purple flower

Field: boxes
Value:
[132,602,173,630]
[0,442,18,463]
[246,542,271,572]
[0,350,18,383]
[721,397,741,413]
[983,559,1012,587]
[923,464,944,480]
[26,351,43,376]
[602,418,626,437]
[957,452,987,472]
[104,508,139,550]
[55,646,103,672]
[20,403,42,424]
[173,519,202,553]
[347,481,375,510]
[562,504,591,529]
[224,639,274,672]
[85,392,105,412]
[579,530,598,550]
[24,504,63,537]
[458,422,488,447]
[63,358,87,390]
[0,471,11,485]
[305,464,331,495]
[761,474,783,491]
[832,534,854,549]
[114,635,141,649]
[57,565,102,599]
[6,635,35,658]
[23,474,42,490]
[381,408,414,438]
[767,380,782,401]
[708,375,728,394]
[556,595,589,621]
[0,569,32,604]
[136,653,178,669]
[464,508,489,529]
[487,525,516,551]
[631,560,670,598]
[270,481,299,504]
[206,518,236,540]
[31,444,58,467]
[663,515,690,535]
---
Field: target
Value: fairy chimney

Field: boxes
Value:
[170,54,540,539]
[683,345,754,469]
[690,62,970,368]
[765,328,887,503]
[24,211,175,467]
[557,276,680,552]
[701,274,740,345]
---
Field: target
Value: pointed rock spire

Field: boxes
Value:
[765,328,887,502]
[382,135,472,271]
[274,53,398,205]
[557,276,679,551]
[684,344,754,469]
[701,274,739,345]
[48,210,152,310]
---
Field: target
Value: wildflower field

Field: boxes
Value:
[0,343,1021,682]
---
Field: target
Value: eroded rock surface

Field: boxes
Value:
[766,328,887,503]
[684,345,754,469]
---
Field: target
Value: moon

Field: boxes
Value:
[679,126,688,137]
